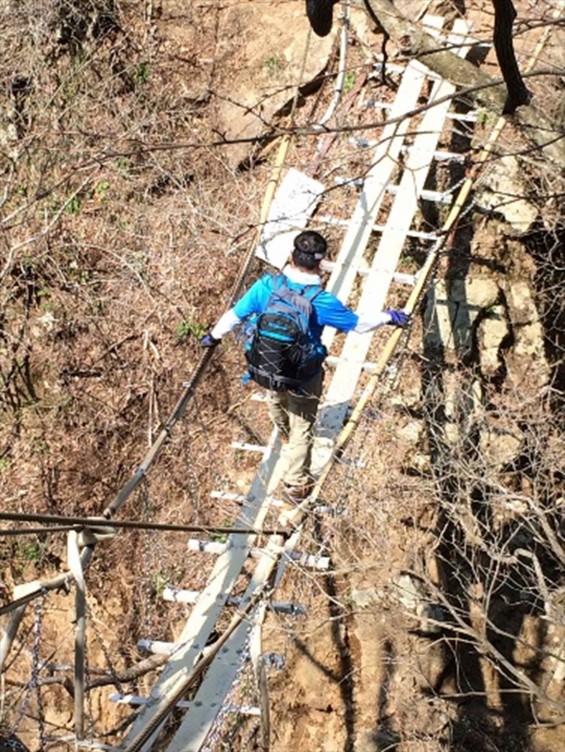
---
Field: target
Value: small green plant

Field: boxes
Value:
[133,61,150,86]
[66,196,82,216]
[343,70,357,94]
[128,251,148,276]
[62,82,78,104]
[153,571,169,598]
[31,436,48,454]
[210,531,228,544]
[475,108,493,126]
[17,540,43,563]
[264,54,285,76]
[176,319,206,342]
[94,180,110,201]
[116,157,132,175]
[210,519,231,544]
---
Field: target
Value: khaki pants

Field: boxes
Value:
[267,370,323,488]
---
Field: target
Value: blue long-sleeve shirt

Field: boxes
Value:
[211,265,391,342]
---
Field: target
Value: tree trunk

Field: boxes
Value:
[492,0,531,113]
[362,0,562,163]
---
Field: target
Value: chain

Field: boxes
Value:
[185,394,221,525]
[202,634,253,751]
[139,479,158,638]
[33,598,46,750]
[87,598,123,693]
[85,613,94,744]
[138,477,169,639]
[8,599,41,741]
[14,597,47,749]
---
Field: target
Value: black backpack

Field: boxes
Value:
[244,276,326,392]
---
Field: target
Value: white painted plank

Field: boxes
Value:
[312,19,472,473]
[255,168,325,269]
[162,587,306,615]
[165,535,285,752]
[121,430,282,751]
[319,215,438,241]
[321,45,436,353]
[110,693,260,715]
[231,441,268,453]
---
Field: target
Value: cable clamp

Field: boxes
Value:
[78,521,117,547]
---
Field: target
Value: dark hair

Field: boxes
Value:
[292,231,327,270]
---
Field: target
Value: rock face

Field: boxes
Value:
[212,1,336,165]
[475,155,538,232]
[477,303,511,378]
[425,268,549,388]
[503,280,550,387]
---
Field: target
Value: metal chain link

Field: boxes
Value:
[85,611,94,745]
[186,394,220,525]
[140,479,159,638]
[33,598,46,750]
[87,598,123,694]
[202,636,254,751]
[8,597,45,743]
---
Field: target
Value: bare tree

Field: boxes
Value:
[492,0,532,113]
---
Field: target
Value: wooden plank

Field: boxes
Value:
[121,431,282,751]
[165,536,286,752]
[312,19,472,474]
[320,43,435,354]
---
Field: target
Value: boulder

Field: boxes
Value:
[399,420,424,445]
[214,1,335,166]
[475,155,538,232]
[477,305,510,378]
[502,281,549,385]
[450,277,500,309]
[478,426,522,471]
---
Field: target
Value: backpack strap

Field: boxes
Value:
[303,284,323,303]
[275,275,322,302]
[273,274,287,292]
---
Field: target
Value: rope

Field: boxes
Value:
[0,526,76,536]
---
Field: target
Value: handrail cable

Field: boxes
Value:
[0,511,288,541]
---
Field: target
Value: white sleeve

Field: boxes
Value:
[353,311,392,334]
[210,309,242,340]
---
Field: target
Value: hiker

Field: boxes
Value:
[201,231,408,502]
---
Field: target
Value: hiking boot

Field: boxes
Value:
[282,483,312,505]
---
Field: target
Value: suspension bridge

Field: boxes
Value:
[0,7,548,750]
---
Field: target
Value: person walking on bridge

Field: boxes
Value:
[201,231,408,502]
